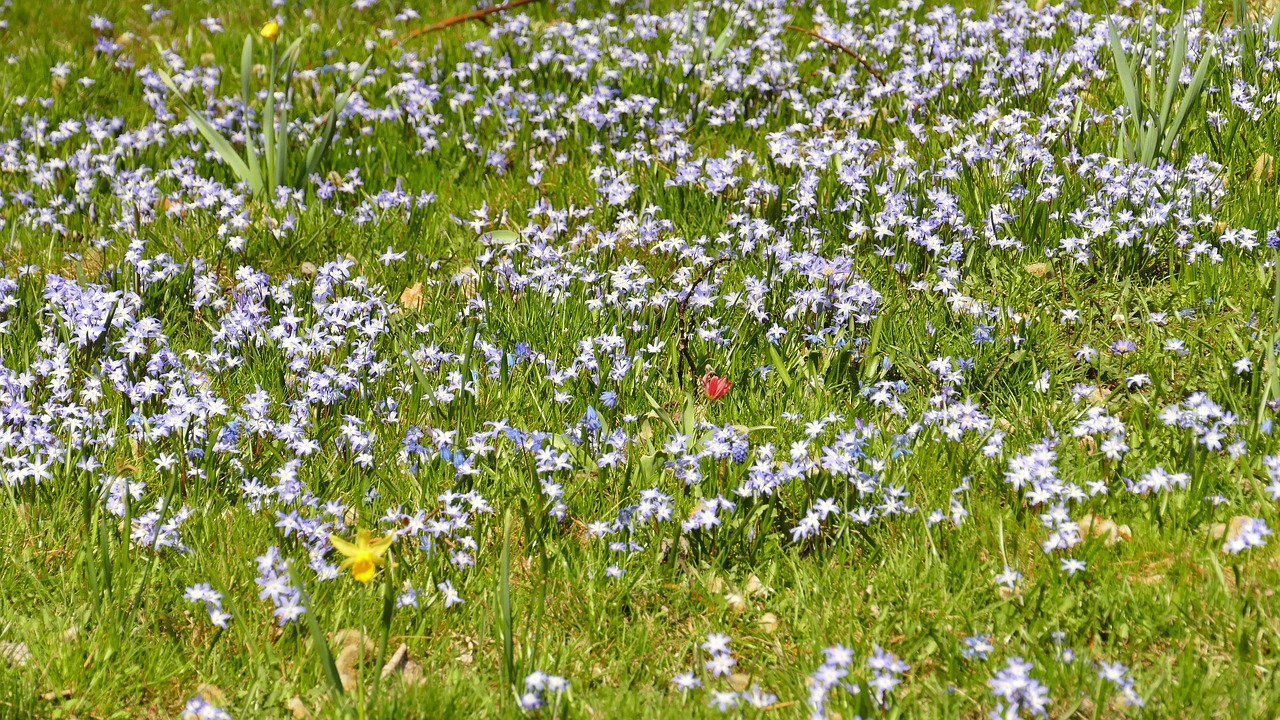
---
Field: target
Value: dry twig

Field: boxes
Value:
[395,0,544,44]
[784,24,885,84]
[676,254,734,386]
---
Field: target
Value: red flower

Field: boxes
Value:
[701,373,731,401]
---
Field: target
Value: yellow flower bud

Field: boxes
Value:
[260,20,281,41]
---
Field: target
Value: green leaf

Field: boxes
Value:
[1271,2,1280,40]
[498,510,515,690]
[1107,19,1144,148]
[240,36,254,108]
[1158,23,1187,131]
[294,574,344,696]
[1138,113,1162,166]
[709,14,738,61]
[767,344,794,390]
[263,76,276,196]
[241,35,262,192]
[1161,39,1214,158]
[158,70,257,188]
[643,391,678,433]
[681,391,696,437]
[1145,17,1160,116]
[303,55,372,181]
[275,41,302,188]
[487,229,521,245]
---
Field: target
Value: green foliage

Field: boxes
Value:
[1107,14,1214,167]
[157,33,371,195]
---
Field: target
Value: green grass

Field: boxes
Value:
[0,0,1279,718]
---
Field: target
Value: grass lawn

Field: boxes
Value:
[1,0,1280,717]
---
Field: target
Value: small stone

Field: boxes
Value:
[332,629,375,693]
[0,641,30,667]
[300,262,317,276]
[724,592,746,614]
[758,612,779,634]
[286,697,312,719]
[402,660,425,686]
[744,574,769,597]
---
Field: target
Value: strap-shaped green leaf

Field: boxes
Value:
[303,55,373,181]
[157,69,256,186]
[275,42,302,188]
[1158,23,1186,131]
[710,13,738,61]
[1145,18,1159,118]
[1107,19,1144,147]
[1161,38,1213,158]
[240,35,262,193]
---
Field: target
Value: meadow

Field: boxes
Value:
[0,0,1279,717]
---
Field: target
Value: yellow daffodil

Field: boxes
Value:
[260,20,281,41]
[328,529,394,583]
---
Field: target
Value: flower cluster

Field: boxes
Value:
[806,644,858,720]
[988,657,1052,719]
[1223,517,1272,554]
[183,582,232,629]
[518,670,569,712]
[181,695,233,720]
[253,547,305,626]
[1097,661,1143,708]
